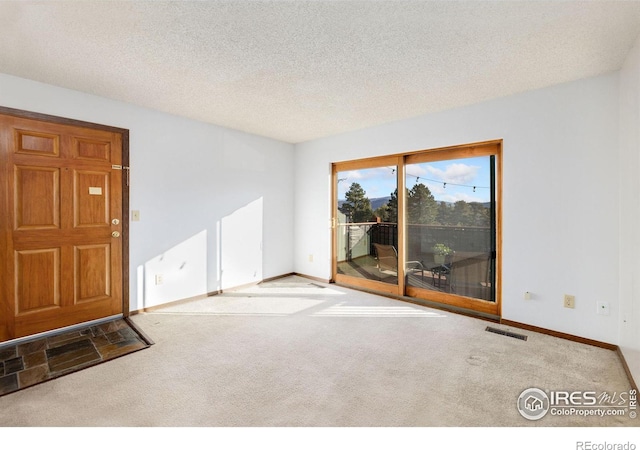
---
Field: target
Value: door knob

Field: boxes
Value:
[112,218,120,225]
[111,231,120,238]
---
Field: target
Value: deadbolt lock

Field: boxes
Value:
[112,218,120,225]
[111,231,120,238]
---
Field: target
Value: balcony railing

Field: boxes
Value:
[336,221,494,301]
[337,222,490,264]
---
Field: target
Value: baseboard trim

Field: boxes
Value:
[207,273,298,296]
[500,320,637,390]
[293,272,331,284]
[500,319,617,350]
[262,272,296,283]
[616,347,639,392]
[132,273,301,314]
[130,293,209,314]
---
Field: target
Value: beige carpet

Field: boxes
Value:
[0,275,635,428]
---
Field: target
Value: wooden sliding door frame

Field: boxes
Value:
[404,140,502,317]
[331,140,502,318]
[332,155,404,297]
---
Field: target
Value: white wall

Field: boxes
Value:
[619,35,640,384]
[0,73,295,311]
[294,73,621,345]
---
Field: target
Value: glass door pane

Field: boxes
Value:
[336,165,398,286]
[405,156,495,302]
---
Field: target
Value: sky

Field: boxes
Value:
[337,156,492,204]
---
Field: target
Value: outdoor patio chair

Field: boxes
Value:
[373,243,425,283]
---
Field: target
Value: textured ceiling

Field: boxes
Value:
[2,1,640,143]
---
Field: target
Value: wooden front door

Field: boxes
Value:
[0,112,125,341]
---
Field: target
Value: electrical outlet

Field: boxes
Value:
[155,274,163,285]
[564,294,575,309]
[597,301,610,316]
[308,254,314,262]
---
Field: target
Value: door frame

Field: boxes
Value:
[331,140,502,318]
[0,106,131,319]
[331,154,404,297]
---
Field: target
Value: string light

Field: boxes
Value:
[338,166,489,195]
[386,166,489,191]
[405,170,489,191]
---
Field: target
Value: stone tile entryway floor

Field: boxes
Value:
[0,318,152,396]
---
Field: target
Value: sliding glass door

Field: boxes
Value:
[333,156,402,295]
[404,149,498,316]
[332,142,501,316]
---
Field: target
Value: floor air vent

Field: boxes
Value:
[485,326,528,341]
